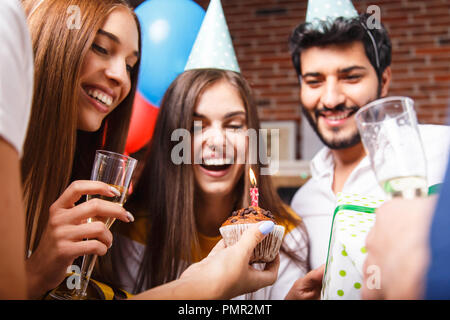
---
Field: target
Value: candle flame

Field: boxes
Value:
[249,168,257,186]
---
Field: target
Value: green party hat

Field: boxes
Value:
[306,0,358,30]
[184,0,240,73]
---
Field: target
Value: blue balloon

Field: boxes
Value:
[135,0,205,106]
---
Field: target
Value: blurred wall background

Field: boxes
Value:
[129,0,450,160]
[127,0,449,203]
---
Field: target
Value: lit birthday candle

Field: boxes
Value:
[249,168,259,207]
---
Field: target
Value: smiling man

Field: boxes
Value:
[288,1,450,270]
[299,41,388,153]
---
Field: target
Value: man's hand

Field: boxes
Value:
[362,196,436,300]
[285,265,325,300]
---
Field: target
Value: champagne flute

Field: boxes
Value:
[50,150,137,300]
[355,96,428,199]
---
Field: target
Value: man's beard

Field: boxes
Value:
[301,103,362,150]
[301,81,383,150]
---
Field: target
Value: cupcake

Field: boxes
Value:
[219,206,285,263]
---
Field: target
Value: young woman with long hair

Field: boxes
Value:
[20,0,141,299]
[104,68,310,299]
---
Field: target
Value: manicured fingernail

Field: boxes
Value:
[126,211,135,223]
[259,221,274,235]
[110,186,121,197]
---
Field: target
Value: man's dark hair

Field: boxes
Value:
[289,13,392,82]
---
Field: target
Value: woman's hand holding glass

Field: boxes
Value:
[26,180,133,299]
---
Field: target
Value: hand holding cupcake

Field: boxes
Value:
[220,206,285,263]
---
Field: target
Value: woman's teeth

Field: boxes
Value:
[87,88,113,106]
[203,158,233,166]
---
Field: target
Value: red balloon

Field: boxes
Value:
[125,92,159,154]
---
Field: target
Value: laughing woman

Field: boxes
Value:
[102,69,310,299]
[20,0,141,299]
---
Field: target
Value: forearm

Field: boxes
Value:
[0,141,27,299]
[131,277,222,300]
[0,217,27,299]
[131,223,279,300]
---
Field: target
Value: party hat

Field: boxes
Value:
[306,0,358,30]
[184,0,240,73]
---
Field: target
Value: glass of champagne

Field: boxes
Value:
[355,96,428,199]
[50,150,137,300]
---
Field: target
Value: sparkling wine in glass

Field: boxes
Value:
[355,96,428,200]
[50,150,137,300]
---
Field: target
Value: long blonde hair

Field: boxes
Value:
[20,0,141,254]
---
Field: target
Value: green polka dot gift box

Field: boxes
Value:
[321,193,385,300]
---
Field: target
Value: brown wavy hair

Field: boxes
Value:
[109,69,309,292]
[20,0,141,254]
